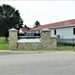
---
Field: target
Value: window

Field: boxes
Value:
[54,29,56,35]
[36,31,39,33]
[73,28,75,35]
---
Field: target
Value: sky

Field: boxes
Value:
[0,0,75,28]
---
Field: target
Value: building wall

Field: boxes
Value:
[51,26,75,39]
[19,29,24,34]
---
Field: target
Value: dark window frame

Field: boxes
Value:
[73,28,75,35]
[54,29,56,35]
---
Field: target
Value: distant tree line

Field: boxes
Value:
[24,24,30,29]
[24,21,41,29]
[34,20,41,28]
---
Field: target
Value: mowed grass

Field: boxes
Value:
[56,43,75,51]
[0,37,9,50]
[0,37,75,51]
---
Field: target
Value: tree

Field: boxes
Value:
[34,21,41,28]
[0,4,23,41]
[24,24,30,29]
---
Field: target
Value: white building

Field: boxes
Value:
[51,26,75,39]
[31,19,75,44]
[20,19,75,44]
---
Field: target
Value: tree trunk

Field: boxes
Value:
[6,37,8,42]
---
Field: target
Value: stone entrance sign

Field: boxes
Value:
[9,28,57,49]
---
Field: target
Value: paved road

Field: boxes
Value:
[0,51,75,75]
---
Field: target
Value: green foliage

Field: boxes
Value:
[0,37,9,50]
[24,24,30,29]
[0,4,23,39]
[34,21,41,28]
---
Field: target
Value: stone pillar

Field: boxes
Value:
[51,37,57,48]
[41,28,57,48]
[41,28,51,48]
[9,28,18,49]
[41,28,51,40]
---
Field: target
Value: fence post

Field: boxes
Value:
[73,38,74,50]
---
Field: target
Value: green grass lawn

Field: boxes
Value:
[0,37,9,50]
[0,37,75,51]
[56,43,75,51]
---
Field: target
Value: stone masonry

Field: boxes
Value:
[41,28,56,49]
[9,28,18,49]
[9,28,57,49]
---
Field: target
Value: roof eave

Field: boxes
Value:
[32,24,75,31]
[49,24,75,29]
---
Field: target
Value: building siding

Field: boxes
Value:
[51,26,75,39]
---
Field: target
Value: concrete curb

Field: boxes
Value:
[0,50,74,53]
